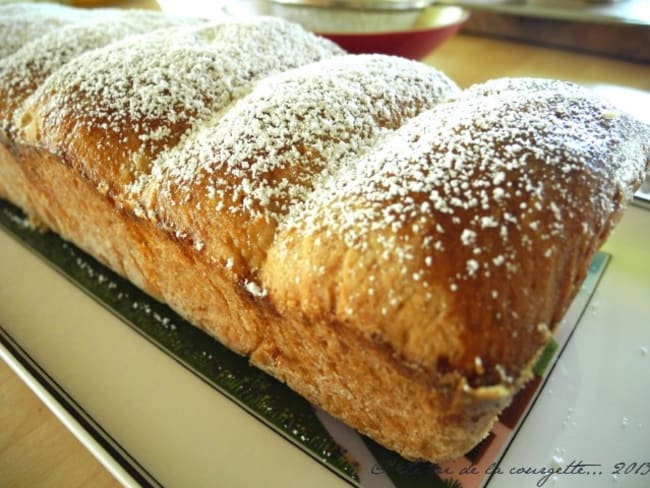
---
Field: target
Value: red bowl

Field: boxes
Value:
[317,6,469,59]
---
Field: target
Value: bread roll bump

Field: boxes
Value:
[18,18,344,201]
[268,78,649,388]
[0,10,204,140]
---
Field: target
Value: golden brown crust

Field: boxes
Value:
[18,19,343,202]
[265,80,649,389]
[1,142,516,461]
[2,7,649,464]
[0,10,204,141]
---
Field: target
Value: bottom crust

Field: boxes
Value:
[0,143,519,462]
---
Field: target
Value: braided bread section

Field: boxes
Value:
[17,17,344,202]
[0,9,204,141]
[270,78,649,381]
[136,55,458,290]
[261,78,649,460]
[117,53,458,354]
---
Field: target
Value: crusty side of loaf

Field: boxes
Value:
[2,143,513,461]
[2,7,650,464]
[11,145,268,354]
[0,142,21,206]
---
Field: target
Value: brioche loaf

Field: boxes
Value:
[1,4,648,463]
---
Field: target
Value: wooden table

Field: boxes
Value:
[2,24,649,488]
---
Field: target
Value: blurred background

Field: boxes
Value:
[2,0,648,61]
